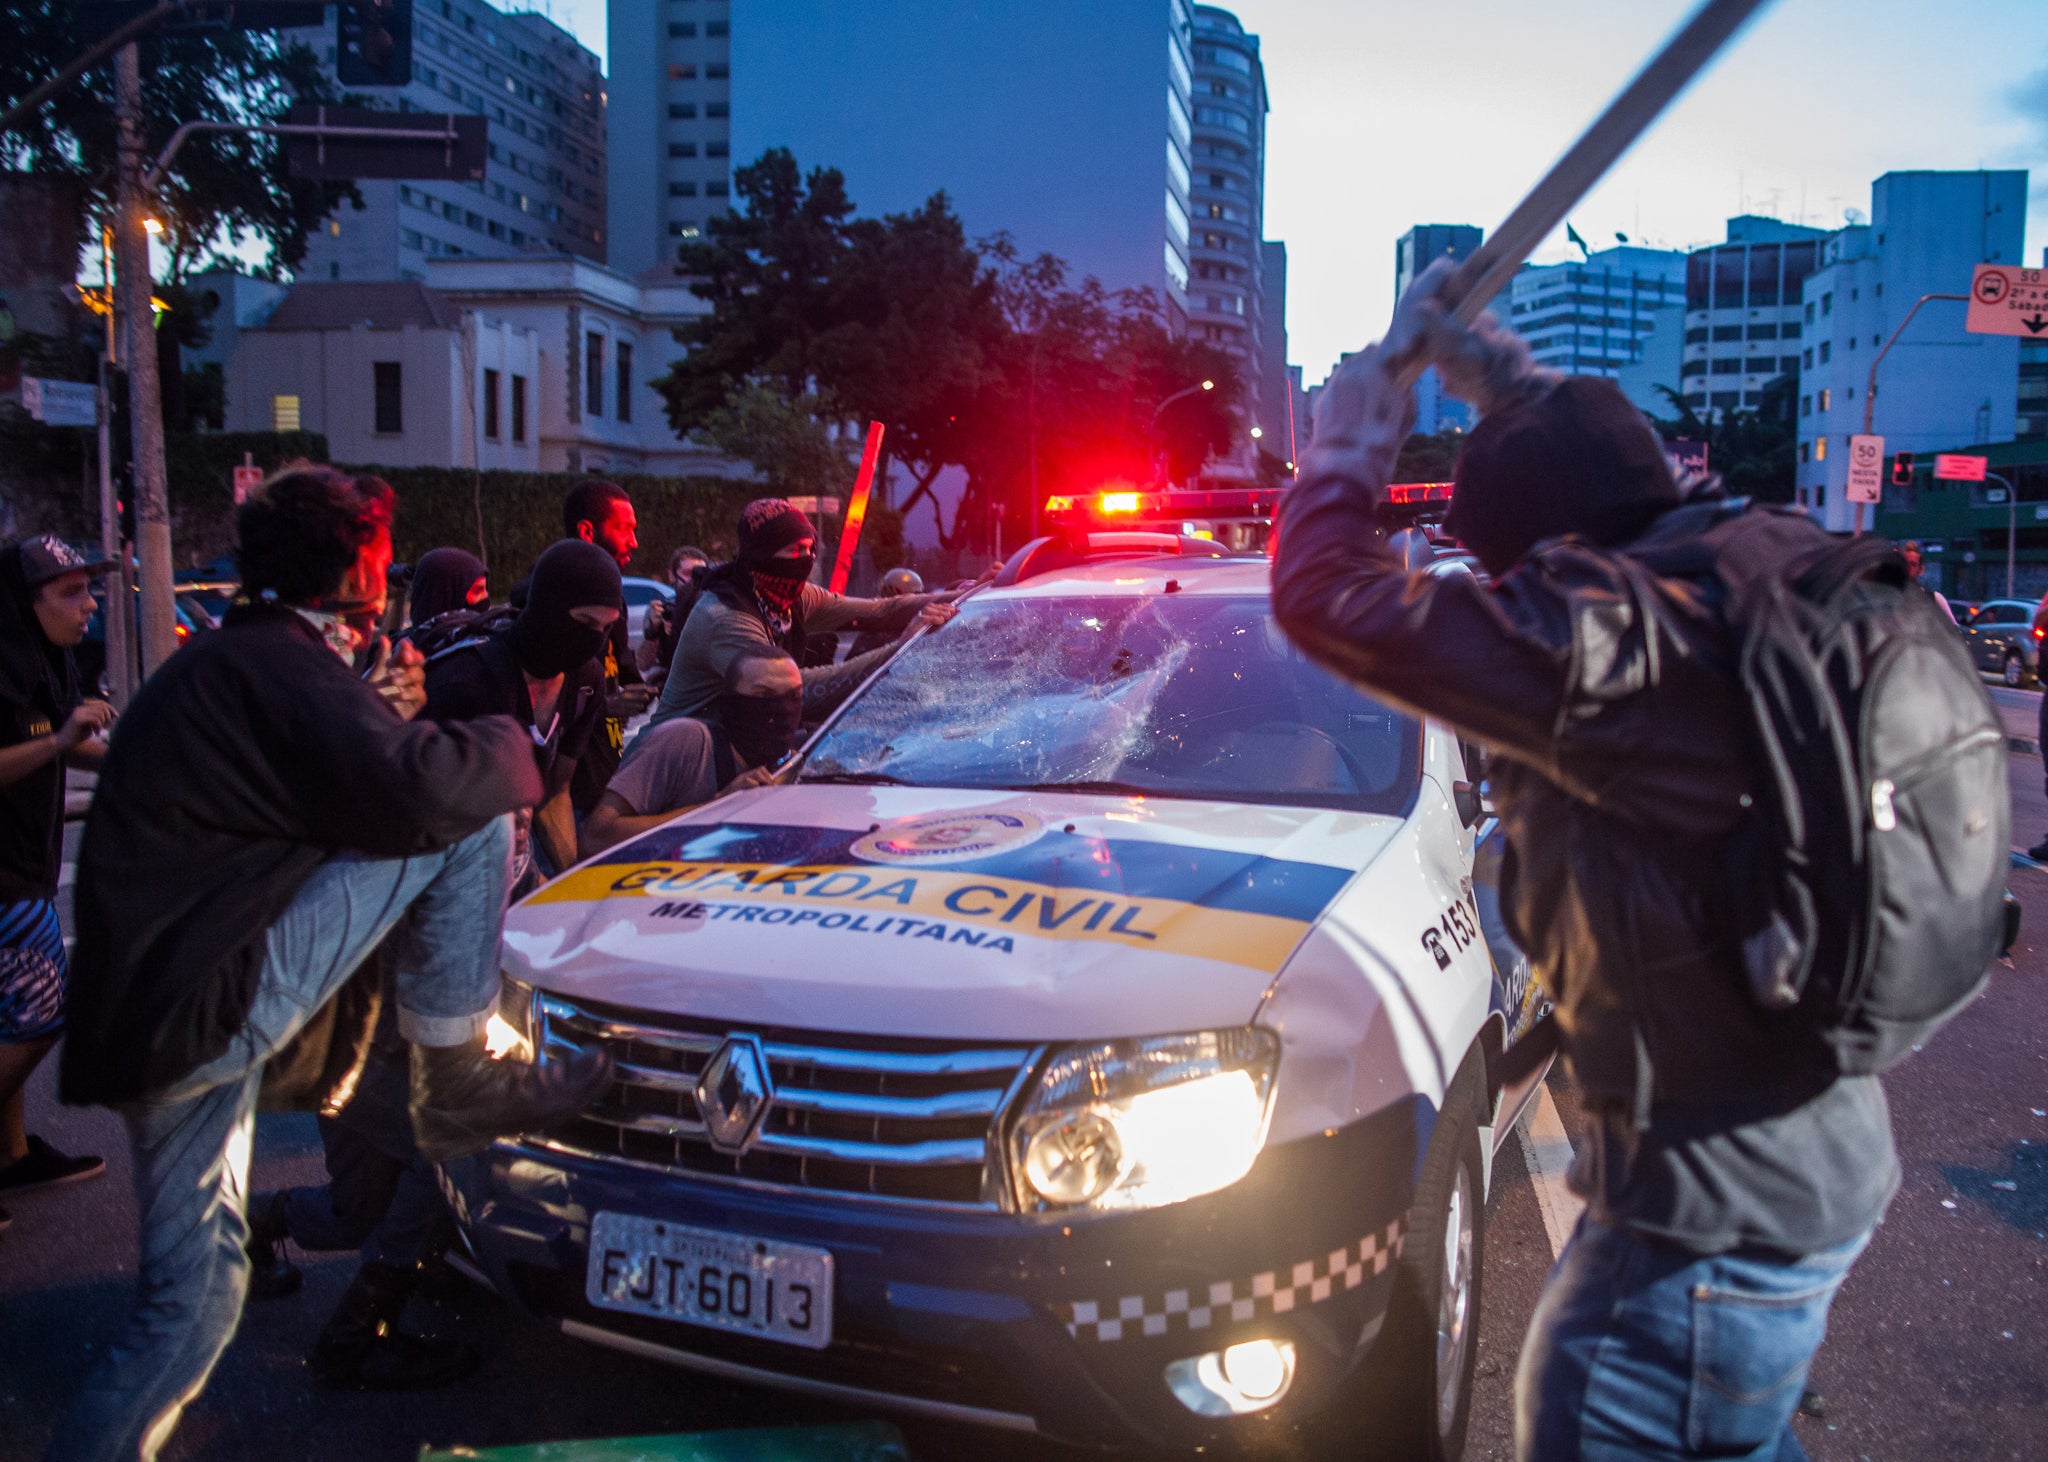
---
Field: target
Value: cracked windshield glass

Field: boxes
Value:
[801,593,1420,812]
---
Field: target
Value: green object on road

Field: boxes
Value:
[418,1421,909,1462]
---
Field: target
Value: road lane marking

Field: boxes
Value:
[1517,1083,1583,1261]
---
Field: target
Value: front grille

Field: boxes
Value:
[536,993,1040,1208]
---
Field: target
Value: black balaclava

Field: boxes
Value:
[717,653,803,770]
[735,497,818,617]
[409,547,488,624]
[1445,376,1682,577]
[509,540,621,679]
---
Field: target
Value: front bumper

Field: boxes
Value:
[445,1097,1425,1452]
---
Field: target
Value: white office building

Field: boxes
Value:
[1507,245,1690,412]
[292,0,608,281]
[1676,215,1831,422]
[1795,170,2028,530]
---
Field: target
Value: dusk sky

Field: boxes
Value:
[544,0,2046,385]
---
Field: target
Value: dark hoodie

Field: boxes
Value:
[0,543,81,902]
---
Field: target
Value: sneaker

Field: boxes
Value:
[0,1136,105,1196]
[243,1192,303,1302]
[2029,836,2048,863]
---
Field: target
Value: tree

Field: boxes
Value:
[0,1,356,277]
[694,385,851,502]
[1649,379,1797,503]
[655,148,855,427]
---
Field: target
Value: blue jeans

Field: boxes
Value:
[1516,1215,1870,1462]
[45,816,511,1462]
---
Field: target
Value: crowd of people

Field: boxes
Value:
[0,471,973,1460]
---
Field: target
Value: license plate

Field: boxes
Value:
[585,1211,834,1350]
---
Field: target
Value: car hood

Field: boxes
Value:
[502,784,1404,1042]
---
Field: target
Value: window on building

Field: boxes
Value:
[1711,391,1739,410]
[1680,358,1706,379]
[1684,326,1708,344]
[617,341,633,422]
[373,362,403,434]
[1747,323,1778,340]
[1783,241,1819,297]
[706,62,729,78]
[669,142,697,158]
[1801,395,1812,417]
[668,103,696,119]
[1805,301,1816,324]
[705,19,727,35]
[1818,388,1830,411]
[510,374,527,443]
[482,367,500,438]
[706,180,729,197]
[1710,359,1741,375]
[1819,341,1831,364]
[586,331,604,417]
[271,394,301,433]
[668,63,696,79]
[1815,434,1828,461]
[1713,248,1745,310]
[1747,244,1782,307]
[1781,322,1801,340]
[1685,253,1711,312]
[1821,292,1832,316]
[706,140,729,157]
[668,21,695,35]
[1781,356,1801,374]
[669,181,697,196]
[1712,325,1743,342]
[706,101,728,118]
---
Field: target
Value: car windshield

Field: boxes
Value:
[800,592,1420,813]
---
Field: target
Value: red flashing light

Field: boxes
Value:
[1098,491,1142,515]
[1386,481,1454,505]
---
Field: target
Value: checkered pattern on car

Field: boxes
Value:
[1063,1218,1406,1342]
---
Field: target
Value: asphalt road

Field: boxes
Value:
[6,719,2046,1461]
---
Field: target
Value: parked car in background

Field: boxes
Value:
[77,588,203,696]
[1958,599,2042,687]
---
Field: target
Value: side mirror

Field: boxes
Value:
[1453,780,1489,828]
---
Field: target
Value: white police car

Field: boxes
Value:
[449,535,1545,1459]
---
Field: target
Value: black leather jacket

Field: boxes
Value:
[1273,472,1829,1117]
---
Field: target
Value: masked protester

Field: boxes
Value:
[580,650,801,857]
[48,466,611,1462]
[652,499,975,734]
[1269,260,1897,1462]
[407,546,489,627]
[0,538,116,1234]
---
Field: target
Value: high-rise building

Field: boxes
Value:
[606,0,734,280]
[1508,244,1689,390]
[1795,170,2029,530]
[1257,241,1302,464]
[292,0,607,281]
[1396,224,1482,434]
[1677,215,1830,422]
[611,0,1196,317]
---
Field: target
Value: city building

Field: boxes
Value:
[181,270,290,428]
[420,254,727,476]
[1676,215,1830,422]
[1257,241,1304,464]
[610,0,1197,316]
[605,0,733,279]
[1397,224,1482,434]
[1795,170,2029,530]
[1507,243,1689,412]
[291,0,607,282]
[1871,437,2048,603]
[225,280,544,470]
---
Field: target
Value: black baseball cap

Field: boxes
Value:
[18,535,115,588]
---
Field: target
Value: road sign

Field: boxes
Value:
[1965,264,2048,338]
[1846,434,1885,504]
[232,464,265,504]
[284,105,485,182]
[20,376,98,428]
[1934,453,1989,482]
[785,496,842,517]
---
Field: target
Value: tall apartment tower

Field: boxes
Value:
[1796,170,2028,530]
[607,0,733,280]
[1187,8,1264,359]
[1678,215,1830,421]
[611,1,1196,315]
[1509,245,1689,383]
[1396,224,1482,434]
[293,0,607,281]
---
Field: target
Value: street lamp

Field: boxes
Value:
[1149,379,1215,487]
[1250,426,1263,440]
[1859,292,1967,535]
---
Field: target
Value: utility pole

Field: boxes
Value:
[96,228,133,708]
[113,42,179,675]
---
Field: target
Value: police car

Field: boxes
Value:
[448,531,1546,1459]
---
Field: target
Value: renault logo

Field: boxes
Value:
[696,1036,773,1154]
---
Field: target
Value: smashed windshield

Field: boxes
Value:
[800,593,1420,814]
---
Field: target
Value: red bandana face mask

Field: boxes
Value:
[749,567,808,611]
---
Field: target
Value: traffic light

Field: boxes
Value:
[337,0,412,86]
[1891,451,1915,488]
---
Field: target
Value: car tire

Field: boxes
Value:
[2005,652,2025,688]
[1318,1053,1487,1462]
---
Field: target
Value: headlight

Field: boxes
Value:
[1009,1028,1279,1212]
[486,973,537,1061]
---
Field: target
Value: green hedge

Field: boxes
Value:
[342,466,765,579]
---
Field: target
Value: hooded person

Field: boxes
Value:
[0,537,117,1231]
[1270,258,1898,1462]
[406,547,489,627]
[651,498,974,734]
[423,538,620,881]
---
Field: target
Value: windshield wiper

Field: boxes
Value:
[797,769,912,786]
[1000,780,1172,798]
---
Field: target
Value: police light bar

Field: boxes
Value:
[1385,482,1454,505]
